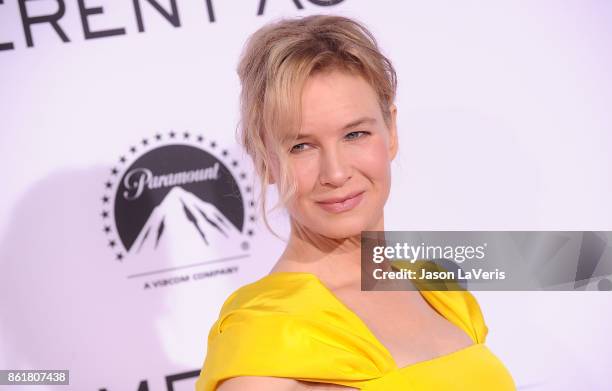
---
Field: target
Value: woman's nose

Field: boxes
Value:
[319,147,352,187]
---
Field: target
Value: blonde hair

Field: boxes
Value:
[236,14,397,239]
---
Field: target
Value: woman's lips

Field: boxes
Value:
[316,191,365,213]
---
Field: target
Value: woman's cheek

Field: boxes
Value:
[359,142,389,176]
[292,158,318,191]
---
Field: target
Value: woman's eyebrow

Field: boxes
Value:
[296,116,376,139]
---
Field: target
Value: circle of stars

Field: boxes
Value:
[102,130,258,261]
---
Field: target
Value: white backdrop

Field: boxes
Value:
[1,1,611,390]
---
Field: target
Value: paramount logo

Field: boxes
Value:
[123,163,220,200]
[101,132,257,277]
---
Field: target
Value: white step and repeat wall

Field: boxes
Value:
[1,1,611,390]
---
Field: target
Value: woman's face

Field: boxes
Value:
[275,69,398,239]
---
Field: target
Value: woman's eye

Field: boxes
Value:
[290,143,309,153]
[290,131,370,153]
[345,131,370,140]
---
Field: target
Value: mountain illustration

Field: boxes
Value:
[129,186,242,256]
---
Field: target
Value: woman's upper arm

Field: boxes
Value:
[215,376,358,391]
[216,376,299,391]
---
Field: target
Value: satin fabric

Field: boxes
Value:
[195,262,516,390]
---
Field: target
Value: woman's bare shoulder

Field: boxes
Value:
[216,376,357,391]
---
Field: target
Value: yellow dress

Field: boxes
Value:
[195,265,516,390]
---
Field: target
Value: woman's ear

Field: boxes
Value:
[388,103,398,161]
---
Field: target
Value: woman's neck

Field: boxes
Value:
[273,217,391,289]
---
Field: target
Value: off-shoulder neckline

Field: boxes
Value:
[260,271,481,372]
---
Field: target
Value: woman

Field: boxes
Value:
[195,15,516,390]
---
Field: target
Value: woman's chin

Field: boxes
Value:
[312,219,372,240]
[291,208,381,239]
